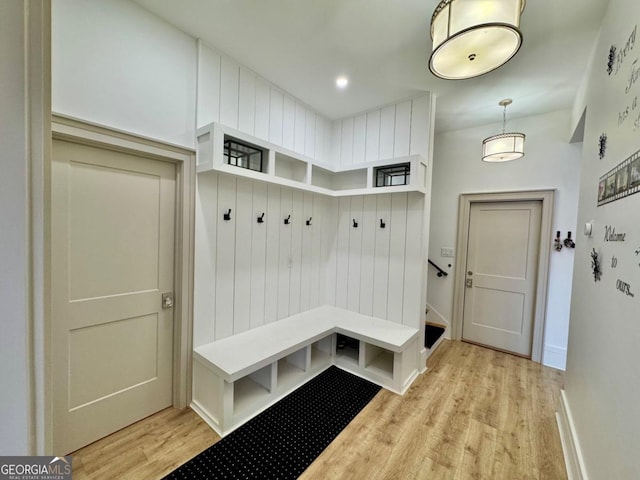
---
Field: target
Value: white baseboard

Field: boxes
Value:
[543,344,567,370]
[556,390,589,480]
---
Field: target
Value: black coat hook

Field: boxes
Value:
[563,231,575,248]
[224,209,232,221]
[257,212,265,223]
[306,217,312,226]
[352,219,358,228]
[284,214,291,225]
[380,219,386,229]
[554,230,562,251]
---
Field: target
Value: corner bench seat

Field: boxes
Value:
[192,305,420,437]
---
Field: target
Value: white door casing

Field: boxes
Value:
[462,201,542,356]
[452,190,554,363]
[52,139,176,454]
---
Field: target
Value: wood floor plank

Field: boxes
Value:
[71,340,567,480]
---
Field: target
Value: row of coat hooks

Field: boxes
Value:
[223,209,387,228]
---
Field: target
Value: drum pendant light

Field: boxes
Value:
[482,99,525,162]
[429,0,526,80]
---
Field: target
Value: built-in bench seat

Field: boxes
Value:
[191,306,420,437]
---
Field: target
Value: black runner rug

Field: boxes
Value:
[164,366,381,479]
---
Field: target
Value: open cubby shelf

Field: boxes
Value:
[196,122,428,197]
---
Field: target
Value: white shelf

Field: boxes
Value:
[233,371,271,421]
[276,357,306,392]
[364,345,394,380]
[310,337,332,370]
[196,122,427,197]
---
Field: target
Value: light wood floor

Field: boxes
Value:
[71,340,566,479]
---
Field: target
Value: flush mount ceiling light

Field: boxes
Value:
[429,0,526,80]
[482,99,525,162]
[336,76,349,89]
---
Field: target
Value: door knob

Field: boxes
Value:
[466,278,473,288]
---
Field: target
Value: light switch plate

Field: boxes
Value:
[441,247,454,258]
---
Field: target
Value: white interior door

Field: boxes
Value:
[52,140,176,454]
[462,201,542,357]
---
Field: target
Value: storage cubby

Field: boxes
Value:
[311,165,367,191]
[335,333,360,367]
[310,336,333,370]
[364,344,394,380]
[276,348,308,391]
[233,364,272,419]
[274,152,308,183]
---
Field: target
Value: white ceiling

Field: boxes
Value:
[133,0,608,132]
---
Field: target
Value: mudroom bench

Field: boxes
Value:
[191,305,419,436]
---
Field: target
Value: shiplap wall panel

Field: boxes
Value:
[340,117,354,168]
[289,190,304,315]
[233,178,253,334]
[264,184,281,324]
[323,118,333,165]
[379,105,396,160]
[330,121,342,166]
[214,175,237,339]
[250,182,267,329]
[197,44,221,128]
[359,195,377,316]
[300,192,314,311]
[321,197,338,306]
[309,195,323,308]
[353,114,367,165]
[238,67,256,135]
[403,192,424,326]
[254,77,270,141]
[334,197,350,309]
[294,103,306,155]
[347,196,364,311]
[277,190,293,319]
[282,95,295,151]
[372,194,391,319]
[220,56,239,129]
[410,95,431,157]
[193,174,218,346]
[365,110,381,163]
[394,100,412,158]
[387,193,408,324]
[314,118,325,165]
[305,110,316,158]
[269,89,284,145]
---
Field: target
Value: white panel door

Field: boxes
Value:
[462,201,542,357]
[52,140,175,454]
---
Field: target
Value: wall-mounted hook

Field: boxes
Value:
[352,219,358,228]
[223,209,232,221]
[380,219,386,229]
[284,214,291,225]
[563,231,575,248]
[257,212,265,224]
[306,217,312,226]
[554,231,562,251]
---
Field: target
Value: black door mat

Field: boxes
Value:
[425,324,445,349]
[163,366,381,479]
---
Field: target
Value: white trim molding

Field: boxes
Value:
[451,189,555,363]
[557,390,589,480]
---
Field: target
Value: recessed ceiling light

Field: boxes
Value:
[336,76,349,89]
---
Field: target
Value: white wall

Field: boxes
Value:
[565,0,640,477]
[197,42,333,164]
[428,109,582,370]
[52,0,197,148]
[0,0,31,456]
[331,95,432,168]
[193,175,332,344]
